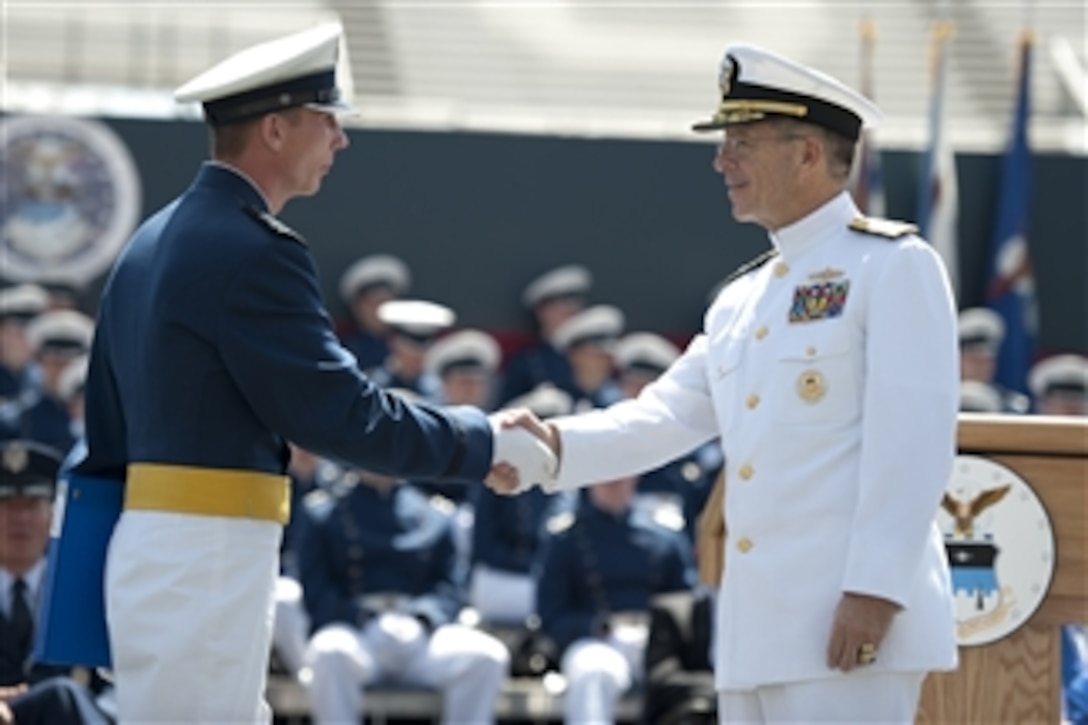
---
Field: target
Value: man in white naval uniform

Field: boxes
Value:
[491,44,959,723]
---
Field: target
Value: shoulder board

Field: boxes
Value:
[848,216,917,239]
[545,510,575,535]
[720,249,778,290]
[244,205,307,245]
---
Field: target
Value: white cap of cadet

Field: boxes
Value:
[551,304,625,353]
[174,23,356,126]
[522,265,593,309]
[377,300,456,339]
[339,254,411,304]
[424,329,501,378]
[692,43,881,140]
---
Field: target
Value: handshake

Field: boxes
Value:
[486,409,559,495]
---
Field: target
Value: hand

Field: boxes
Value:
[486,408,559,495]
[825,592,900,672]
[0,701,11,725]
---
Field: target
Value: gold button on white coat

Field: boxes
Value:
[738,464,754,480]
[746,394,760,409]
[736,537,754,553]
[805,346,817,357]
[755,326,768,341]
[773,262,789,277]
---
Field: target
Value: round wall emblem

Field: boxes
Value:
[939,454,1056,647]
[0,115,141,286]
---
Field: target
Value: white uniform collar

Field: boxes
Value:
[769,191,859,261]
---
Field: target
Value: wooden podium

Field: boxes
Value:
[918,413,1088,723]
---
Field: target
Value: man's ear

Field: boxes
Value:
[258,113,288,152]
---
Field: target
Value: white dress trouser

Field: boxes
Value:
[306,616,510,725]
[105,510,280,724]
[469,565,536,624]
[717,671,926,724]
[272,576,311,678]
[561,635,646,725]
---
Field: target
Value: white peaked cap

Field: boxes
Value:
[377,300,456,337]
[174,23,355,125]
[425,329,501,377]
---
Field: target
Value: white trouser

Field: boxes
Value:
[469,565,535,624]
[272,576,311,678]
[105,510,280,724]
[561,634,646,725]
[305,615,510,725]
[717,671,927,724]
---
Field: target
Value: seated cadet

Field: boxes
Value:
[417,329,502,504]
[615,332,722,541]
[272,444,338,680]
[551,305,625,412]
[301,467,509,725]
[536,474,696,725]
[0,440,109,723]
[0,285,48,405]
[366,300,455,403]
[469,384,577,625]
[958,307,1030,413]
[499,265,591,405]
[337,254,411,372]
[0,311,94,454]
[1028,354,1088,416]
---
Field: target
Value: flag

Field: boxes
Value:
[852,17,885,217]
[986,32,1037,395]
[917,18,959,296]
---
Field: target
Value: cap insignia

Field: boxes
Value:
[3,444,28,474]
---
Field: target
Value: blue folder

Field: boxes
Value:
[34,473,124,669]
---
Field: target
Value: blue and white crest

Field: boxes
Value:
[0,115,141,285]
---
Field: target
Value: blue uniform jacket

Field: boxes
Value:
[498,341,577,405]
[299,480,462,634]
[74,163,491,482]
[470,484,575,576]
[535,499,695,655]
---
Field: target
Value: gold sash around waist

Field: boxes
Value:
[125,463,289,524]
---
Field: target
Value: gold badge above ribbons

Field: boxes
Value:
[797,369,827,403]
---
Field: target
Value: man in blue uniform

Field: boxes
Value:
[70,23,551,722]
[0,310,93,454]
[469,384,577,624]
[0,285,47,406]
[338,254,411,371]
[499,265,591,405]
[365,299,455,402]
[301,468,509,724]
[551,304,625,411]
[1,440,108,724]
[536,474,695,724]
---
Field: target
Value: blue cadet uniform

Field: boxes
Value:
[469,483,577,623]
[552,304,626,411]
[499,264,591,405]
[301,474,509,725]
[957,307,1030,413]
[338,254,411,372]
[68,23,494,724]
[0,440,110,724]
[364,299,453,403]
[0,285,48,404]
[1,311,94,454]
[536,490,695,724]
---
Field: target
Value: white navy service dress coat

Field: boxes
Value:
[548,191,960,689]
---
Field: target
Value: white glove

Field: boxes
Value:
[488,417,558,494]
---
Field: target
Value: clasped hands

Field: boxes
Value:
[484,408,559,495]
